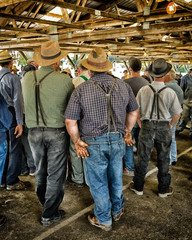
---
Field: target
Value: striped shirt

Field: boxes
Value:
[64,72,138,139]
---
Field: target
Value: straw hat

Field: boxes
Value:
[62,68,71,75]
[0,50,13,63]
[148,58,172,78]
[81,48,113,72]
[33,41,68,66]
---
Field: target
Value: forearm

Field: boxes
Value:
[169,114,181,128]
[65,119,80,144]
[125,109,139,133]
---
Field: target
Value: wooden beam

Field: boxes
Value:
[0,0,26,8]
[75,0,88,22]
[0,12,84,29]
[28,0,137,22]
[18,3,36,28]
[25,3,43,29]
[0,26,47,35]
[135,0,144,12]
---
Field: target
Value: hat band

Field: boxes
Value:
[0,57,12,61]
[41,51,61,60]
[87,59,107,68]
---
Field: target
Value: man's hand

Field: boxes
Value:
[14,125,23,138]
[124,132,134,146]
[74,139,89,159]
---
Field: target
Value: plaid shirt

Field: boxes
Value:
[64,72,138,139]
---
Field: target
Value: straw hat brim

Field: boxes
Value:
[81,58,113,72]
[33,47,68,66]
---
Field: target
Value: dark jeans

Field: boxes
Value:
[28,127,69,218]
[133,121,172,194]
[3,127,22,185]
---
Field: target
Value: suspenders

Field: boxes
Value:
[148,85,167,120]
[89,79,117,133]
[33,70,54,127]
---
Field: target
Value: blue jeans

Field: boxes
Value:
[177,103,192,134]
[28,127,69,218]
[83,132,125,225]
[5,127,22,185]
[170,123,177,164]
[0,140,7,185]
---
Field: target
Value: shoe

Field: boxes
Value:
[188,176,192,181]
[129,181,143,196]
[171,161,177,166]
[29,171,36,176]
[88,215,112,231]
[41,210,66,227]
[0,215,7,227]
[0,184,5,189]
[113,207,124,222]
[20,170,29,176]
[67,178,84,188]
[123,168,134,177]
[6,181,31,191]
[158,187,173,198]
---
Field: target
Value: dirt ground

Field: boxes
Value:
[0,128,192,240]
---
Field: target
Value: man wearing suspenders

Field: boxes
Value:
[129,58,182,198]
[65,48,138,231]
[22,41,74,226]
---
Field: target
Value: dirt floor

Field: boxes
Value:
[0,128,192,240]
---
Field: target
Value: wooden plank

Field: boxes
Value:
[18,3,36,28]
[75,0,88,22]
[70,0,81,22]
[27,0,138,22]
[0,0,26,8]
[0,12,84,29]
[25,3,43,29]
[135,0,144,12]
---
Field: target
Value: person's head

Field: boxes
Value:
[81,47,113,75]
[74,69,78,77]
[22,64,36,76]
[61,68,72,78]
[27,58,39,70]
[11,65,19,75]
[144,68,150,76]
[123,69,128,75]
[0,50,13,70]
[148,58,172,81]
[129,57,142,73]
[76,60,87,75]
[33,40,68,70]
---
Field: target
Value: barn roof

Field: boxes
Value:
[0,0,192,65]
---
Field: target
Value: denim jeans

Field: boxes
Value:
[134,121,172,194]
[177,103,192,134]
[83,132,125,225]
[21,126,36,174]
[69,139,84,184]
[4,127,22,185]
[0,140,7,185]
[170,123,177,164]
[28,127,69,219]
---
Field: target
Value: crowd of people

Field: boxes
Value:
[0,40,191,230]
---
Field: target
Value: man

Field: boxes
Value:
[129,58,182,198]
[65,48,138,231]
[123,57,149,176]
[22,40,74,226]
[72,60,90,88]
[164,69,183,166]
[176,68,192,137]
[0,50,28,191]
[68,60,90,187]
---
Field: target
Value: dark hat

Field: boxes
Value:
[148,58,172,78]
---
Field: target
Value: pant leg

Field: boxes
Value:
[133,126,154,191]
[69,139,84,184]
[0,140,7,185]
[169,123,177,164]
[6,127,22,185]
[155,127,172,194]
[177,104,190,131]
[124,130,134,171]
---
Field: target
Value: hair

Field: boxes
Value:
[123,70,128,73]
[0,61,12,67]
[22,64,36,76]
[169,69,176,80]
[129,57,141,72]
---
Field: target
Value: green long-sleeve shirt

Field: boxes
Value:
[22,66,74,128]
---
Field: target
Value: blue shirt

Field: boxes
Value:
[64,72,138,139]
[0,93,12,144]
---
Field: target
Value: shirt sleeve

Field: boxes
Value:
[126,85,138,113]
[64,89,81,120]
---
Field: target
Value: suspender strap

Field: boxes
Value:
[33,70,54,127]
[148,85,167,120]
[79,75,88,81]
[0,72,11,81]
[89,79,117,133]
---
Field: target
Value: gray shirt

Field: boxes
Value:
[136,81,182,121]
[124,76,149,97]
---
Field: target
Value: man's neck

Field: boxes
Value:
[131,72,140,77]
[154,78,164,82]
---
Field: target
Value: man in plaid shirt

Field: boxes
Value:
[65,48,138,231]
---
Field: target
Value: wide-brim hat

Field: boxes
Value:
[62,68,71,75]
[0,50,13,63]
[148,58,172,78]
[81,48,113,72]
[33,41,68,66]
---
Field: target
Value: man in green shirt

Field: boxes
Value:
[22,40,74,226]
